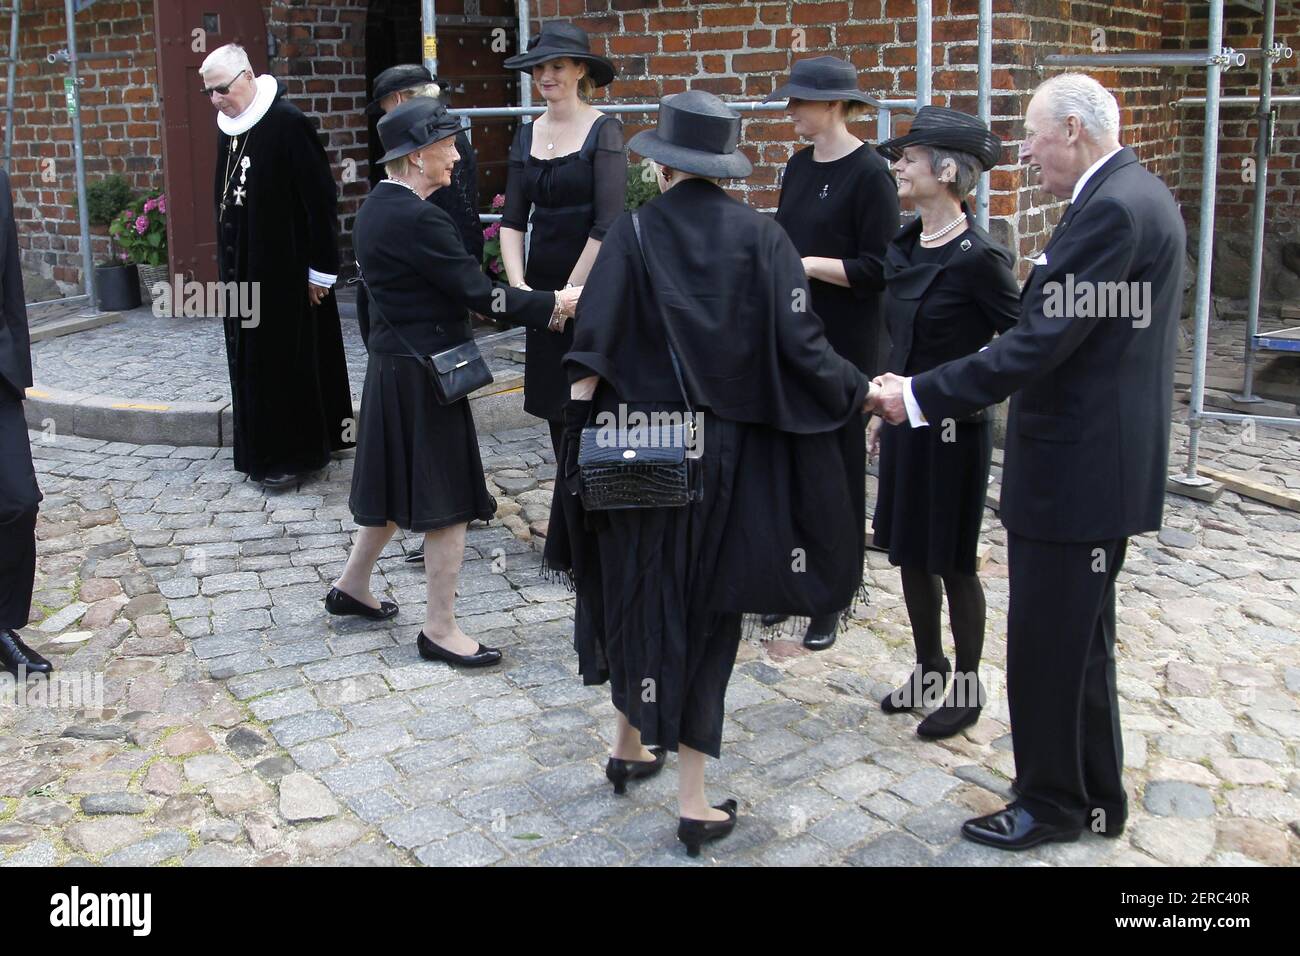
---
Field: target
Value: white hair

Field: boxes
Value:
[398,81,443,100]
[200,43,253,80]
[1037,73,1121,140]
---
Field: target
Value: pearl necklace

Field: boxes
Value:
[919,213,966,243]
[382,177,420,197]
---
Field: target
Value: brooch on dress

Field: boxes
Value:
[818,184,830,199]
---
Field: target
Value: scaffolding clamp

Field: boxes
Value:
[1212,47,1247,69]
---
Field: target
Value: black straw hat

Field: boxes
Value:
[876,105,1003,171]
[503,21,615,87]
[627,90,753,180]
[367,63,438,116]
[764,55,884,107]
[376,97,462,165]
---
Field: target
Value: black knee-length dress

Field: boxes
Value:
[349,181,556,533]
[871,214,1020,575]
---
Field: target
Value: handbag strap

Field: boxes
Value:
[355,263,433,364]
[630,213,695,419]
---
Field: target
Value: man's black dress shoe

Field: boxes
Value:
[605,747,666,795]
[324,587,398,621]
[803,612,839,650]
[881,657,951,714]
[677,799,738,858]
[0,629,53,676]
[416,631,502,668]
[961,804,1081,851]
[403,544,426,564]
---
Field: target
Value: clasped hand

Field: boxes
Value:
[550,285,582,332]
[862,372,909,426]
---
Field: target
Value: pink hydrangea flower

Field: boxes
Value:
[483,222,500,240]
[135,215,149,234]
[157,194,166,214]
[143,198,156,213]
[490,260,502,274]
[491,193,505,210]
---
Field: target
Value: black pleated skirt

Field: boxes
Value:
[871,417,992,576]
[348,353,496,532]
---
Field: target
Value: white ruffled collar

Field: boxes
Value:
[217,74,278,136]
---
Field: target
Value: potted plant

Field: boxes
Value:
[86,174,141,311]
[110,192,169,306]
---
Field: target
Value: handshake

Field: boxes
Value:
[863,372,909,425]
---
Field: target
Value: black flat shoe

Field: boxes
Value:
[961,804,1081,851]
[760,614,788,627]
[802,612,839,650]
[677,799,738,858]
[324,587,398,621]
[916,674,985,739]
[416,631,502,668]
[880,657,951,714]
[606,747,666,795]
[0,629,53,676]
[403,545,425,564]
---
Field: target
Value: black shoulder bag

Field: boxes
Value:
[356,263,494,405]
[576,213,702,511]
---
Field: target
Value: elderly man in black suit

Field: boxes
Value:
[871,72,1186,849]
[0,169,52,678]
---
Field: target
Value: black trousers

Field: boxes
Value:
[0,387,39,630]
[1006,532,1127,831]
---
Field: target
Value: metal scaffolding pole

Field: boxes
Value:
[1237,0,1278,403]
[421,0,437,79]
[517,0,531,123]
[1173,0,1226,487]
[64,0,96,313]
[1044,50,1247,68]
[976,0,992,228]
[916,0,932,108]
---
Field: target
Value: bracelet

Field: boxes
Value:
[549,293,565,330]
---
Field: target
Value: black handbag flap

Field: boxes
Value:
[429,340,484,374]
[578,424,688,467]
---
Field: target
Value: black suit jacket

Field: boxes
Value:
[882,211,1020,393]
[352,182,553,358]
[911,148,1186,542]
[0,170,30,401]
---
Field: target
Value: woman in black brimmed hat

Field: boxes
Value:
[554,90,878,856]
[869,105,1019,738]
[498,22,625,451]
[762,55,900,651]
[327,98,580,669]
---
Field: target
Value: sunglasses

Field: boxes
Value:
[202,71,249,97]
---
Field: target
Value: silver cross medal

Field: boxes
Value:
[233,156,251,207]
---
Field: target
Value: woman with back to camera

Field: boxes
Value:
[555,91,879,856]
[870,106,1019,738]
[324,98,579,669]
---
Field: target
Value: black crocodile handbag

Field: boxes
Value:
[577,213,700,511]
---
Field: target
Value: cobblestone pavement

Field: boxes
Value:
[1,406,1297,867]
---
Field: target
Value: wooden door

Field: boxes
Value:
[153,1,268,285]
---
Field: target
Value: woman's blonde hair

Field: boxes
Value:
[840,100,871,123]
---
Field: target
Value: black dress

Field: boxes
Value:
[499,113,627,425]
[774,142,899,627]
[349,182,554,532]
[872,216,1020,575]
[561,181,869,758]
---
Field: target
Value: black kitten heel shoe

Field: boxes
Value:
[605,747,666,795]
[324,587,398,621]
[677,799,738,858]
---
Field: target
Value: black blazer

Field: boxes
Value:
[352,182,553,358]
[911,148,1187,542]
[882,212,1019,417]
[0,170,30,401]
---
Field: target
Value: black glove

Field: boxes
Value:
[560,399,592,497]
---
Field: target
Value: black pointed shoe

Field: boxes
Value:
[760,614,789,627]
[916,674,985,739]
[802,612,839,651]
[403,544,426,564]
[880,657,951,714]
[677,799,738,858]
[324,587,398,621]
[0,629,53,677]
[606,747,666,795]
[416,631,502,668]
[961,804,1081,851]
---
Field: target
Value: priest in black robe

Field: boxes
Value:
[202,44,354,488]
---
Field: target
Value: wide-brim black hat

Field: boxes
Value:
[367,63,438,116]
[764,55,883,107]
[876,105,1003,171]
[376,97,462,165]
[502,21,615,88]
[628,90,753,180]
